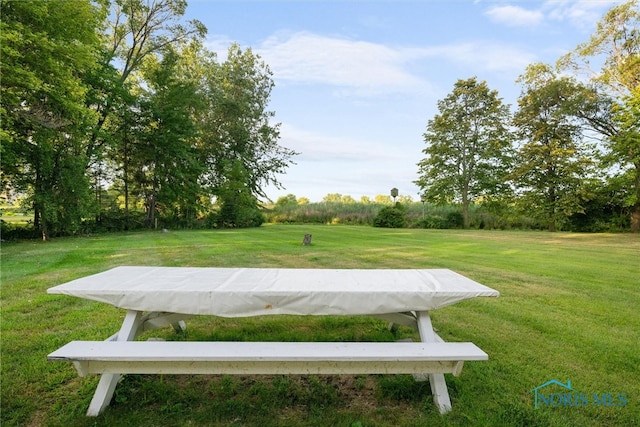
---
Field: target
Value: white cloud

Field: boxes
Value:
[419,42,537,74]
[543,0,623,31]
[203,35,235,61]
[256,31,432,95]
[485,5,544,27]
[252,31,536,94]
[484,1,624,31]
[280,123,406,163]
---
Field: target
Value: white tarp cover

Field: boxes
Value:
[47,267,499,317]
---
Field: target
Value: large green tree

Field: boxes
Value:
[512,64,597,232]
[610,88,640,226]
[131,49,205,227]
[89,0,206,220]
[1,0,106,239]
[200,44,298,226]
[558,0,640,231]
[415,77,513,228]
[88,0,206,156]
[1,1,299,235]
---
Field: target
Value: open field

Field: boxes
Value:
[0,205,30,225]
[1,225,639,426]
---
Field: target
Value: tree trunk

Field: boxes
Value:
[462,182,470,229]
[548,186,557,232]
[631,203,640,233]
[632,163,640,232]
[124,180,130,231]
[41,221,49,241]
[147,196,156,229]
[34,168,48,240]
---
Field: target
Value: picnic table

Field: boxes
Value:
[47,267,499,416]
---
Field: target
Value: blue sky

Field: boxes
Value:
[185,0,623,202]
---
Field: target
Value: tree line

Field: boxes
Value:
[1,0,296,239]
[1,1,638,238]
[279,2,639,233]
[263,191,620,232]
[415,2,639,232]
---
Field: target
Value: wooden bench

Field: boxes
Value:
[49,340,487,378]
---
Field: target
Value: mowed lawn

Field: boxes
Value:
[1,225,638,426]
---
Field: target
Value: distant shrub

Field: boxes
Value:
[0,220,40,240]
[83,210,148,232]
[414,215,447,229]
[264,202,379,225]
[218,207,264,228]
[445,211,464,228]
[263,199,622,231]
[373,204,407,228]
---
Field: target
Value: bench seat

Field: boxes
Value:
[48,340,487,377]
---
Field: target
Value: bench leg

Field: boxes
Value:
[416,311,452,414]
[87,374,121,416]
[87,310,144,416]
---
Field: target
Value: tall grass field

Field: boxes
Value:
[1,225,638,426]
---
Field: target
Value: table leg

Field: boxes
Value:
[86,310,144,416]
[416,310,452,414]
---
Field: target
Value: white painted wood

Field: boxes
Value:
[85,310,143,417]
[74,359,469,376]
[50,341,488,363]
[416,311,439,342]
[49,341,486,376]
[416,311,454,414]
[50,310,490,416]
[46,268,499,416]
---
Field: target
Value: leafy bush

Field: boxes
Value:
[264,202,378,225]
[373,204,407,228]
[0,220,40,240]
[218,205,264,228]
[414,215,447,229]
[445,211,464,228]
[83,210,148,233]
[216,184,265,228]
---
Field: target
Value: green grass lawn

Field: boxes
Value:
[1,225,638,426]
